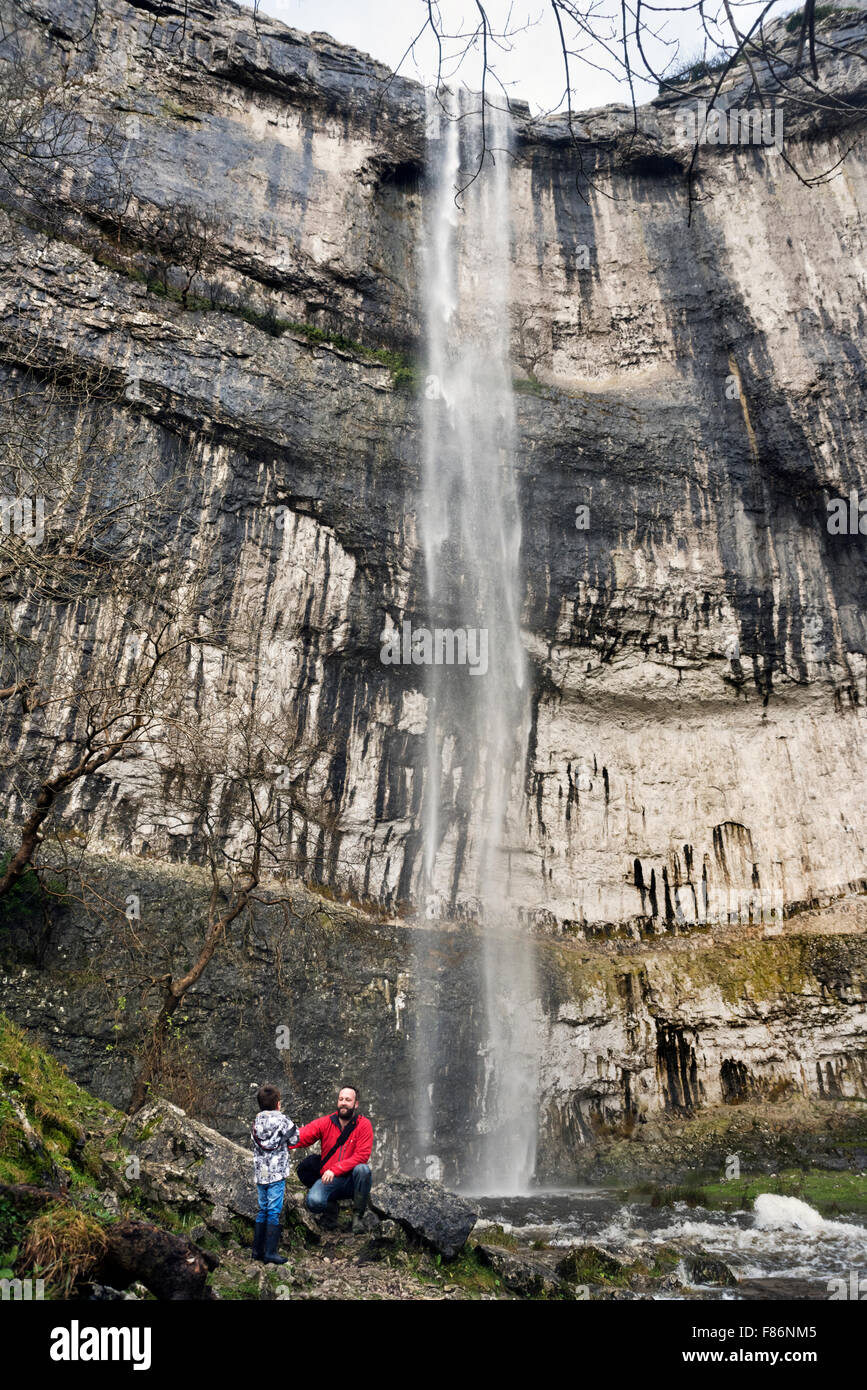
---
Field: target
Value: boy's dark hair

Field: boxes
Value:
[340,1083,360,1105]
[257,1084,281,1111]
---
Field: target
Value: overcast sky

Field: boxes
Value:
[241,1,800,113]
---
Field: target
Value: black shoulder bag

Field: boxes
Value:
[296,1115,359,1186]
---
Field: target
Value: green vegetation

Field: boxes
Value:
[555,1244,630,1287]
[0,1013,117,1188]
[23,1204,108,1297]
[513,375,547,397]
[694,1167,867,1217]
[544,932,811,1011]
[785,5,836,34]
[667,51,732,86]
[629,1167,867,1217]
[474,1222,519,1250]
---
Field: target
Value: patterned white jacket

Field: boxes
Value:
[251,1109,301,1185]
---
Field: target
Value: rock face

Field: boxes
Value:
[0,1,866,1182]
[0,0,864,931]
[369,1175,477,1257]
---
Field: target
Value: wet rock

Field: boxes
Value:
[556,1244,628,1283]
[736,1277,829,1301]
[369,1176,477,1257]
[684,1252,738,1287]
[476,1244,565,1298]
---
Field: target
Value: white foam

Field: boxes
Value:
[753,1193,864,1238]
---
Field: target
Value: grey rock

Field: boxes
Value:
[120,1098,257,1224]
[118,1097,315,1243]
[369,1176,477,1257]
[0,0,865,1193]
[476,1243,565,1298]
[556,1245,629,1283]
[683,1252,739,1287]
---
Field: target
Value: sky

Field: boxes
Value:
[241,1,803,113]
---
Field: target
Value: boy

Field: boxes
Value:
[251,1083,300,1264]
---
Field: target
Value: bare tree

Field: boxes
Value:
[124,685,306,1113]
[384,2,865,204]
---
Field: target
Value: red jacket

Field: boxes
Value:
[292,1112,374,1177]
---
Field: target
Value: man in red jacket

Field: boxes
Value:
[293,1085,373,1233]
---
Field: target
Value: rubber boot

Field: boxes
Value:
[263,1222,287,1265]
[351,1194,368,1235]
[252,1218,267,1261]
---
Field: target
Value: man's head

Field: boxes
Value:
[337,1084,359,1120]
[257,1084,281,1111]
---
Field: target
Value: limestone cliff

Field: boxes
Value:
[2,0,866,929]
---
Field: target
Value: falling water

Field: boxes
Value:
[415,90,538,1194]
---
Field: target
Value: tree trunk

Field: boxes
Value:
[125,884,253,1113]
[125,984,182,1115]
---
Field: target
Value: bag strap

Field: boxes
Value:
[320,1115,359,1169]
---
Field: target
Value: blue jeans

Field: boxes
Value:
[256,1179,285,1221]
[305,1164,372,1213]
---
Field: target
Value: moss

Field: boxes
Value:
[135,1115,163,1142]
[473,1223,519,1250]
[399,1244,504,1296]
[513,375,547,396]
[543,933,812,1012]
[159,99,202,123]
[556,1245,631,1287]
[0,1014,119,1187]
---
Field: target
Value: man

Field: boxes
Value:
[293,1084,373,1233]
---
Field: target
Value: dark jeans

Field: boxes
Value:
[297,1158,372,1213]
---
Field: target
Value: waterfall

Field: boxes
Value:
[414,89,538,1195]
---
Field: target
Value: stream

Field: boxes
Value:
[471,1191,867,1298]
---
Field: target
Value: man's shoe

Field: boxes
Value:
[315,1206,339,1232]
[263,1222,287,1265]
[351,1213,366,1235]
[252,1218,267,1261]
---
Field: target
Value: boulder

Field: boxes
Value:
[369,1175,477,1258]
[119,1098,317,1241]
[683,1252,738,1287]
[556,1244,629,1284]
[476,1243,565,1298]
[121,1099,257,1222]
